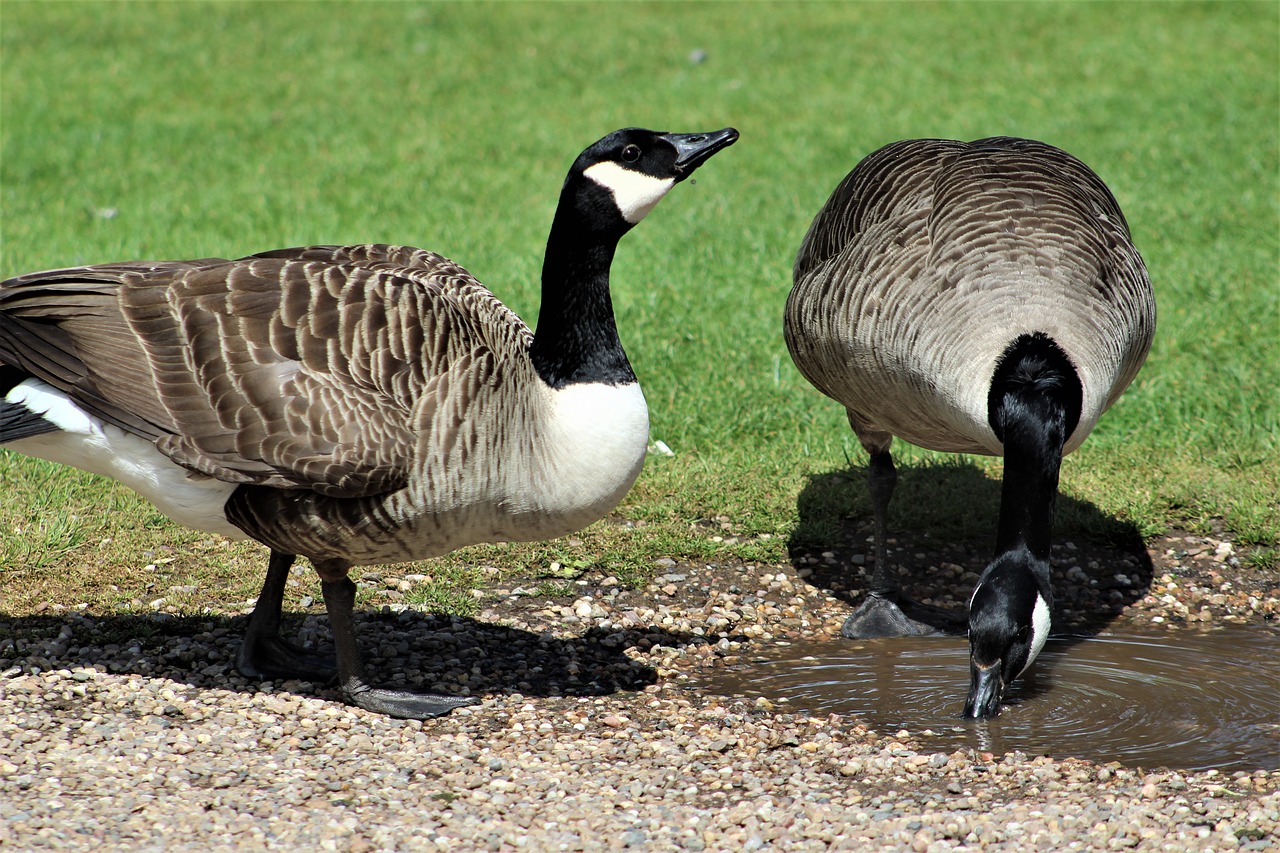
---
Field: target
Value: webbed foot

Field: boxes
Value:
[344,680,479,719]
[841,591,964,639]
[237,635,337,682]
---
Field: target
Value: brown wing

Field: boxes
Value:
[0,245,533,498]
[792,139,966,286]
[0,260,225,440]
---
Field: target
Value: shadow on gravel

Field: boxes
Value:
[0,609,696,709]
[787,458,1154,642]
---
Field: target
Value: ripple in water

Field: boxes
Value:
[697,624,1280,772]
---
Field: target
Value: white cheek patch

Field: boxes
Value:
[1020,591,1053,676]
[583,161,675,224]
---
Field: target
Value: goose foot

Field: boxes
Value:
[316,575,480,719]
[343,679,479,719]
[237,635,337,682]
[236,550,336,682]
[841,591,964,639]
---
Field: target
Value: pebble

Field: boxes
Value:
[1,533,1276,850]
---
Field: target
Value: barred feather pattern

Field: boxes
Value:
[1,244,645,564]
[785,137,1155,456]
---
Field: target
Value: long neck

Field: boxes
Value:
[528,187,635,389]
[988,333,1082,562]
[994,395,1066,560]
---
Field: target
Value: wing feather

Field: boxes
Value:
[0,244,534,498]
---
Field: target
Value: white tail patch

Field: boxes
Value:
[4,379,244,539]
[6,376,96,434]
[583,161,676,224]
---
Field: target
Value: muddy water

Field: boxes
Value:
[696,624,1280,772]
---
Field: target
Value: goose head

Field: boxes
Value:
[564,127,739,232]
[532,126,737,389]
[964,549,1053,718]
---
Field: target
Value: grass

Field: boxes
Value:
[400,566,484,618]
[1,2,1276,614]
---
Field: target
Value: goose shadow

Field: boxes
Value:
[0,608,693,712]
[787,457,1154,650]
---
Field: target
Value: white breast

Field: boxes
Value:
[532,380,650,521]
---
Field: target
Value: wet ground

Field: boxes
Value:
[694,624,1280,772]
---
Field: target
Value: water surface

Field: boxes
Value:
[697,625,1280,772]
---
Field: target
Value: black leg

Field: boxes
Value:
[866,449,897,596]
[320,574,478,719]
[237,550,337,681]
[840,430,963,638]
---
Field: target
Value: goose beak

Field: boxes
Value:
[662,128,739,179]
[964,663,1003,718]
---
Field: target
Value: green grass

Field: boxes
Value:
[1,2,1277,612]
[399,566,484,617]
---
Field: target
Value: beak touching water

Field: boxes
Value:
[964,662,1004,719]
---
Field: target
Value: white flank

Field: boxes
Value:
[1020,591,1053,676]
[583,161,676,224]
[5,379,245,539]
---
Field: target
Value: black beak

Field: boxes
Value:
[964,663,1004,718]
[661,128,739,180]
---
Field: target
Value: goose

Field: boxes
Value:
[0,125,739,719]
[784,136,1155,718]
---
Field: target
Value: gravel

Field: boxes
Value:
[2,530,1277,851]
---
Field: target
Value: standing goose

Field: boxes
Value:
[0,126,738,719]
[784,136,1154,718]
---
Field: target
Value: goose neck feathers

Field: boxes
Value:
[967,336,1074,716]
[988,332,1078,560]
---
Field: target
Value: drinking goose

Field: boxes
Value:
[784,136,1154,717]
[0,126,738,719]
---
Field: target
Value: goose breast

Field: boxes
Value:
[785,137,1155,456]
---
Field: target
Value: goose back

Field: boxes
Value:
[785,137,1155,456]
[1,244,649,563]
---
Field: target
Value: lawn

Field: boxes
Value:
[1,1,1276,614]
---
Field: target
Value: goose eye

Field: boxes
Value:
[621,144,641,163]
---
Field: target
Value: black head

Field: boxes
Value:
[562,127,738,232]
[964,549,1053,718]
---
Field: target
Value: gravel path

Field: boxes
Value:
[2,531,1277,851]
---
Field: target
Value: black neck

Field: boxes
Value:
[528,183,636,389]
[988,333,1082,561]
[993,395,1066,559]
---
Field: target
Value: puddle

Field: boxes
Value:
[695,624,1280,772]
